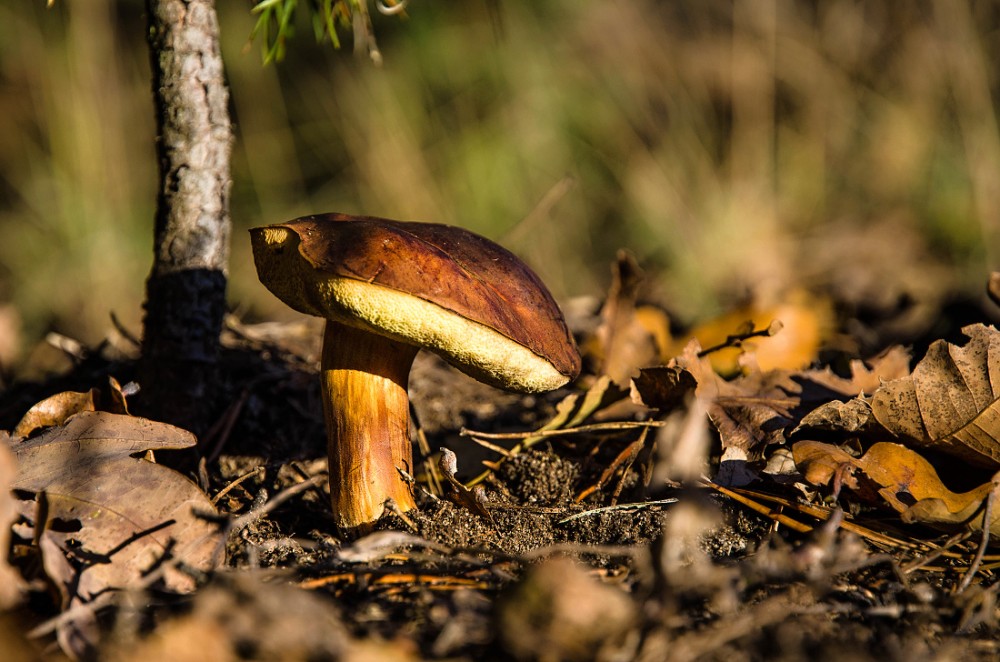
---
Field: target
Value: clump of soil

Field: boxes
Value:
[497,449,579,506]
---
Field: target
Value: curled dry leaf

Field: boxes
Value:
[793,440,1000,537]
[438,448,492,522]
[13,389,97,440]
[587,251,668,388]
[12,377,134,440]
[9,411,221,604]
[805,346,912,397]
[680,338,915,464]
[629,365,697,411]
[791,346,911,436]
[790,440,860,493]
[871,324,1000,468]
[795,398,875,435]
[675,340,801,460]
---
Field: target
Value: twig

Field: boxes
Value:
[901,531,973,575]
[28,559,173,640]
[957,478,1000,593]
[410,404,444,497]
[228,475,326,532]
[727,486,938,552]
[696,319,782,358]
[575,429,648,502]
[211,465,265,506]
[558,498,678,524]
[461,420,666,441]
[468,435,513,456]
[703,480,813,533]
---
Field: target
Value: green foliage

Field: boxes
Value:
[250,0,396,63]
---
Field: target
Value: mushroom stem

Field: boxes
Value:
[321,319,418,530]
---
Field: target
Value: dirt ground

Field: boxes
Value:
[3,306,1000,662]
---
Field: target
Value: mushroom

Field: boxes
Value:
[250,213,581,530]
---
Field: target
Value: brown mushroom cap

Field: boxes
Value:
[250,213,581,392]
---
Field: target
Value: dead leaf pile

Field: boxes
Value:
[789,324,1000,540]
[578,269,1000,547]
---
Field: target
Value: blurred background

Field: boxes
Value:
[1,1,999,378]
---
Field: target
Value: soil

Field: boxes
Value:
[3,317,1000,661]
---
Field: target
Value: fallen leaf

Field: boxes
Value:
[804,346,912,396]
[791,440,860,491]
[794,440,1000,537]
[588,251,667,387]
[439,448,492,521]
[856,443,990,518]
[795,398,875,435]
[9,411,221,605]
[13,389,98,440]
[672,290,832,375]
[681,339,917,463]
[12,377,136,440]
[675,341,799,460]
[871,324,1000,468]
[0,436,26,609]
[629,366,697,411]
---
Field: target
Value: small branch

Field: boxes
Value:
[956,477,1000,593]
[697,319,782,357]
[558,498,678,524]
[461,420,666,441]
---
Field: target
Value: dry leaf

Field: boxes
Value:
[792,346,912,437]
[672,291,832,375]
[10,411,221,604]
[793,440,1000,537]
[804,346,912,396]
[871,324,1000,468]
[675,341,798,460]
[439,448,492,521]
[588,251,667,387]
[13,389,98,439]
[795,398,875,435]
[791,440,860,491]
[681,337,918,463]
[0,436,26,609]
[629,366,697,411]
[12,377,135,440]
[856,443,990,517]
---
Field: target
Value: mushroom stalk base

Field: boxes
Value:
[321,320,419,530]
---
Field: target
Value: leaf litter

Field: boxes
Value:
[4,275,1000,659]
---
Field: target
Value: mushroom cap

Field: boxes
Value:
[250,213,581,392]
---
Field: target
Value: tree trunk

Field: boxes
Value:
[141,0,232,433]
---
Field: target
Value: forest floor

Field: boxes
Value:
[3,285,1000,661]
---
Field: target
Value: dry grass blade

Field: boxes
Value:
[461,420,667,442]
[702,480,813,534]
[212,465,266,507]
[558,498,678,524]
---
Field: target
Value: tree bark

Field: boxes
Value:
[141,0,231,433]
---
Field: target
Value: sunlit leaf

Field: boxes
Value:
[872,324,1000,468]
